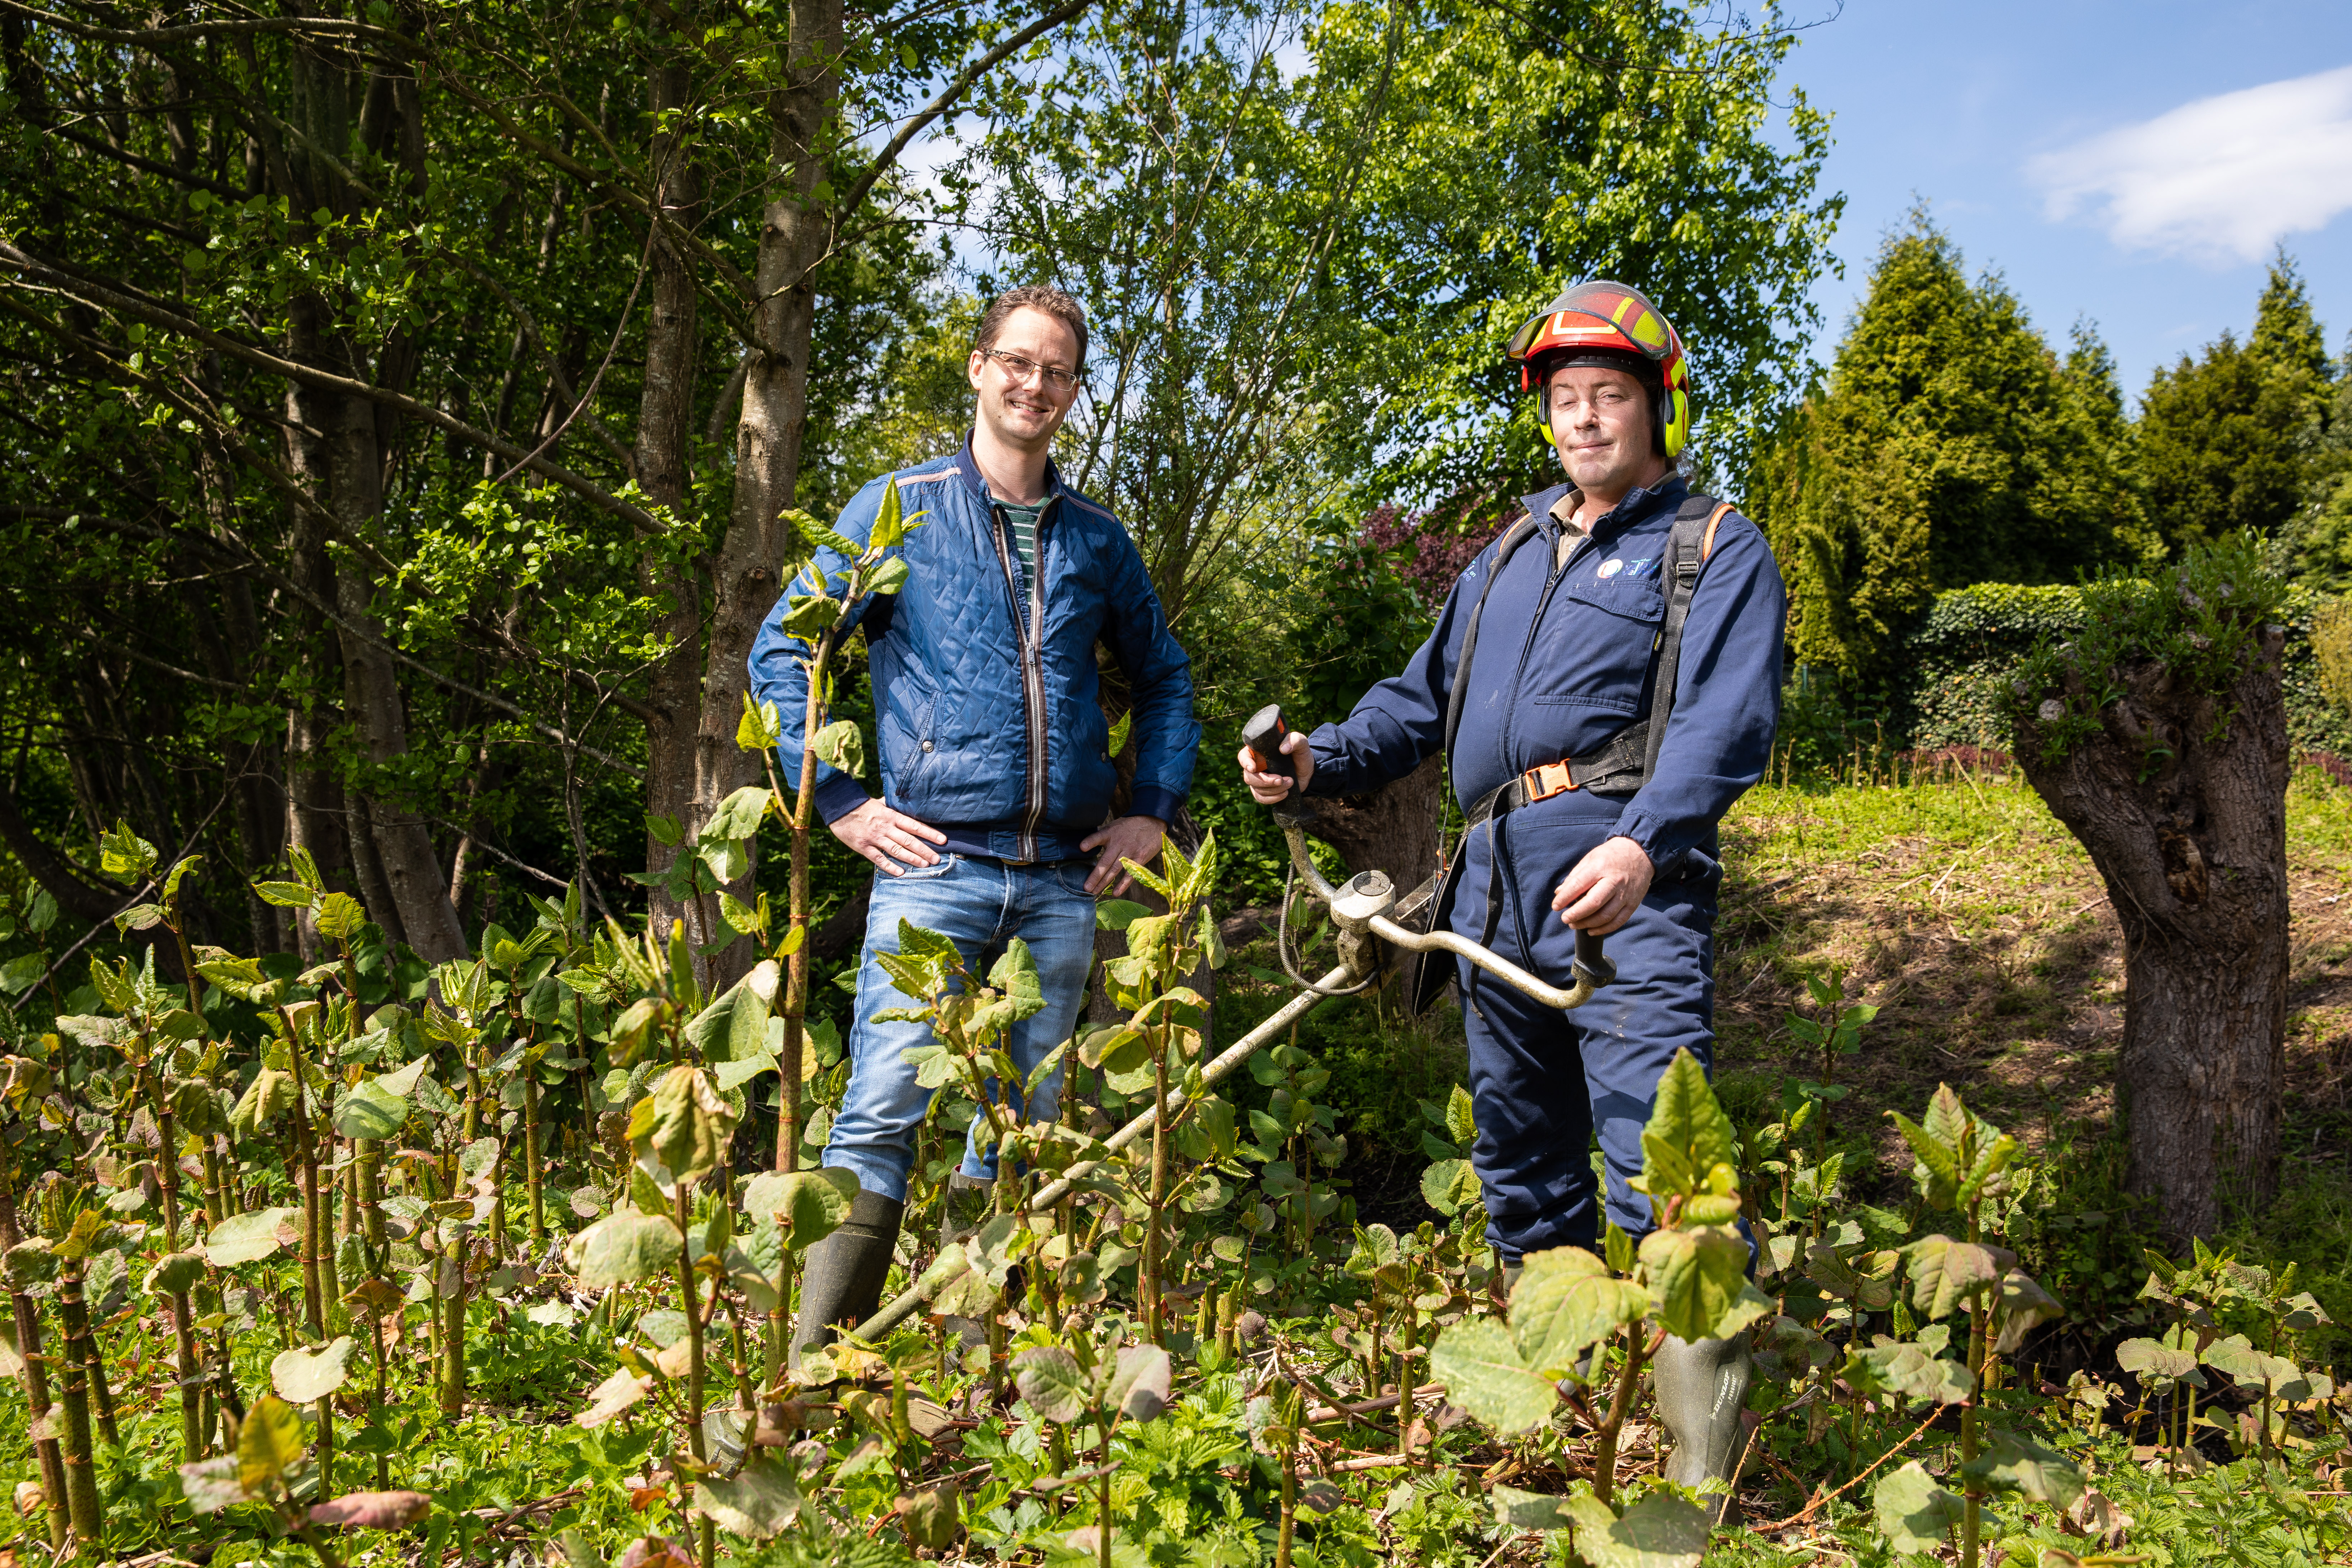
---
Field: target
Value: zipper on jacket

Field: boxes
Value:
[988,502,1051,862]
[1495,520,1580,777]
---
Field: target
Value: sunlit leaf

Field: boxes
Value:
[205,1206,298,1267]
[272,1337,355,1403]
[1510,1246,1647,1376]
[1428,1318,1555,1435]
[568,1210,685,1287]
[697,1453,804,1540]
[237,1393,304,1492]
[1873,1460,1964,1556]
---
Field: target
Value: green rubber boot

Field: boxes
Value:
[1654,1332,1754,1525]
[787,1190,904,1368]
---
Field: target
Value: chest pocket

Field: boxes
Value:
[1562,577,1665,623]
[1526,576,1666,713]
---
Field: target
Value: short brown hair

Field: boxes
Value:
[974,285,1087,374]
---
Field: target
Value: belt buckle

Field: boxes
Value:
[1524,760,1577,802]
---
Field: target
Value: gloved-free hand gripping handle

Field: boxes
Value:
[1243,703,1297,793]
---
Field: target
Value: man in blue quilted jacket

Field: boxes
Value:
[752,285,1199,1358]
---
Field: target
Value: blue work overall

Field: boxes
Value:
[1304,475,1786,1260]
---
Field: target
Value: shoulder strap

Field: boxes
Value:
[1637,494,1737,786]
[1441,514,1545,763]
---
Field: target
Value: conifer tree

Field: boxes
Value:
[1759,214,2148,684]
[2140,252,2327,555]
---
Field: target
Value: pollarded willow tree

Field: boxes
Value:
[2011,536,2290,1242]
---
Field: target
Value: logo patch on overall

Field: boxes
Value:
[1595,558,1624,579]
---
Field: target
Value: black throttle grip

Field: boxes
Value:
[1572,927,1616,990]
[1243,703,1289,775]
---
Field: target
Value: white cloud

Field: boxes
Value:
[2027,63,2352,265]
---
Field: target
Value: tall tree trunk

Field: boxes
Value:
[2014,629,2289,1243]
[637,37,717,967]
[686,0,848,994]
[272,29,466,962]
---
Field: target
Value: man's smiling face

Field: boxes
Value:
[1547,362,1659,498]
[969,306,1080,453]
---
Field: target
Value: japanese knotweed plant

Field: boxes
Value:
[1082,832,1231,1343]
[736,476,929,1179]
[1431,1047,1773,1542]
[2118,1240,2337,1459]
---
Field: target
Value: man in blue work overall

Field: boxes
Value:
[753,285,1200,1360]
[1241,281,1784,1514]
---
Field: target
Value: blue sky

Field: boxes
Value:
[1779,0,2352,403]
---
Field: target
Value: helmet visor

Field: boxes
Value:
[1506,280,1675,365]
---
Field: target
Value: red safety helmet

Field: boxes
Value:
[1504,280,1691,459]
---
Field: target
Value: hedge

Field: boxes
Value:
[1884,581,2352,757]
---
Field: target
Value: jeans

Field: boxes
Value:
[823,854,1098,1202]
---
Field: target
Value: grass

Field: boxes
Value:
[1715,760,2352,1368]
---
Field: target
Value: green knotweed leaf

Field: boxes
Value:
[1108,1343,1171,1421]
[741,1167,859,1252]
[575,1367,652,1428]
[311,891,365,942]
[1639,1223,1765,1343]
[737,693,784,753]
[1887,1109,1960,1211]
[1840,1337,1973,1405]
[568,1210,687,1287]
[1492,1485,1574,1529]
[178,1454,246,1514]
[1428,1317,1556,1435]
[1994,1269,2065,1355]
[707,785,771,843]
[1012,1345,1088,1424]
[1511,1246,1648,1377]
[696,1453,804,1540]
[1902,1234,2010,1321]
[144,1250,206,1296]
[1420,1158,1482,1219]
[271,1337,355,1403]
[988,938,1045,1021]
[1560,1490,1710,1568]
[1873,1460,1964,1556]
[1957,1428,2086,1507]
[1094,899,1151,930]
[894,1482,958,1549]
[334,1077,409,1141]
[237,1393,305,1492]
[1445,1083,1478,1148]
[628,1064,736,1186]
[205,1206,298,1267]
[1629,1048,1738,1206]
[811,721,866,779]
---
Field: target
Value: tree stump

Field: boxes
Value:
[2013,621,2289,1243]
[1299,755,1447,1012]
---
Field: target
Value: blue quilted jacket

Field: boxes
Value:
[747,441,1200,864]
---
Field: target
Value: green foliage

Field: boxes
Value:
[1760,214,2156,685]
[2013,533,2290,763]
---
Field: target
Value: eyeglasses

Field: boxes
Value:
[980,347,1080,393]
